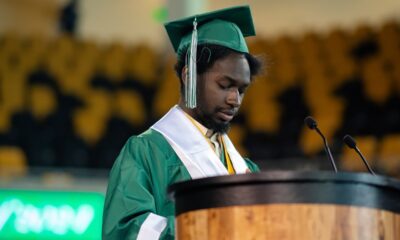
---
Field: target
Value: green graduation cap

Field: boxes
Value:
[164,5,256,108]
[165,5,256,56]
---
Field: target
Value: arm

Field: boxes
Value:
[102,137,174,240]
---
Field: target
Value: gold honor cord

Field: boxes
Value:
[219,135,235,174]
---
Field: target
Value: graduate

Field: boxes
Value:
[102,5,262,239]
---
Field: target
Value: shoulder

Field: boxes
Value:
[117,128,177,167]
[125,128,174,154]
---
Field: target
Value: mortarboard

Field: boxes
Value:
[164,5,256,108]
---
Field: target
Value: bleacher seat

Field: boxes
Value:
[361,57,392,105]
[0,146,27,179]
[113,87,147,128]
[83,89,113,121]
[0,107,10,133]
[21,34,47,71]
[340,136,378,172]
[98,42,126,82]
[30,84,57,121]
[0,69,27,114]
[0,20,399,177]
[377,20,400,63]
[272,36,302,92]
[377,134,400,176]
[126,43,159,87]
[228,124,248,156]
[152,56,180,118]
[73,108,107,146]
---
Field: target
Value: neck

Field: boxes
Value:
[178,101,196,119]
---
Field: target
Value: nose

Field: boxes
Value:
[227,89,241,107]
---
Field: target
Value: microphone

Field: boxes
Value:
[343,135,376,175]
[304,116,338,172]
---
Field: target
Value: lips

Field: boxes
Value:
[217,109,236,122]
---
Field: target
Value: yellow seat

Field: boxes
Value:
[245,98,280,134]
[299,110,342,157]
[228,124,248,156]
[241,76,281,134]
[29,83,57,121]
[323,28,356,88]
[152,57,180,118]
[393,59,400,95]
[43,34,76,78]
[324,28,349,55]
[377,20,400,62]
[97,42,126,82]
[0,106,11,133]
[303,73,334,110]
[77,39,100,66]
[377,134,400,176]
[0,146,27,180]
[361,57,392,105]
[0,69,27,113]
[126,43,159,87]
[340,136,378,172]
[349,24,374,47]
[21,33,47,71]
[247,37,270,56]
[42,36,94,97]
[0,33,31,74]
[299,129,323,157]
[309,97,344,124]
[271,35,302,91]
[75,40,99,83]
[298,32,324,71]
[73,108,107,146]
[113,89,147,127]
[83,89,113,121]
[57,65,91,97]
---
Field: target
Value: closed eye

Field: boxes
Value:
[218,83,230,90]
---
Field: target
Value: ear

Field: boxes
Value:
[181,65,188,85]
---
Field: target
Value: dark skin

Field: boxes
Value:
[178,52,251,133]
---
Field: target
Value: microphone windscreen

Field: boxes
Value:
[304,116,317,130]
[343,135,357,149]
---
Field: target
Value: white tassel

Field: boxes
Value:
[186,18,198,109]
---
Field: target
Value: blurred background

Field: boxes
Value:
[0,0,400,239]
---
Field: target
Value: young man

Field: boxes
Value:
[102,5,262,240]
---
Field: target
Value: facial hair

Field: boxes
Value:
[194,106,230,133]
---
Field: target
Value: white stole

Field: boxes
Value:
[151,105,249,179]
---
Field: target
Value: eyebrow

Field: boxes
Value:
[222,75,250,88]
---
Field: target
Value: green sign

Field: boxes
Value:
[0,189,104,240]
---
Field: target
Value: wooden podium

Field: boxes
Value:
[169,171,400,240]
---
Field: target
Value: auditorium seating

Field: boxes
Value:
[0,19,399,177]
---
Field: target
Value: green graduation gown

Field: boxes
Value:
[102,128,259,240]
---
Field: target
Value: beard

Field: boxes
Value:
[193,105,231,134]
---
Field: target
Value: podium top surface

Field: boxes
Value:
[168,171,400,215]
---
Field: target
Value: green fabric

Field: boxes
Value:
[220,142,226,167]
[102,128,259,239]
[164,5,255,56]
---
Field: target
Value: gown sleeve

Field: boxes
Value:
[102,136,174,240]
[244,157,260,173]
